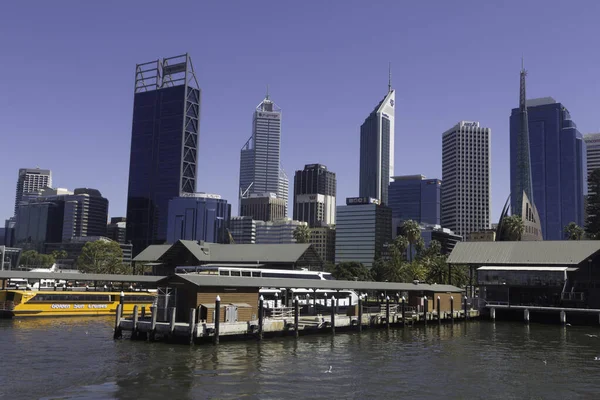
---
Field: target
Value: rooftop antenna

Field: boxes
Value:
[266,84,270,100]
[388,62,392,92]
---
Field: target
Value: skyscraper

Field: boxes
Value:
[238,90,289,215]
[510,96,585,240]
[14,168,52,215]
[584,133,600,195]
[125,54,200,256]
[293,164,336,227]
[359,74,395,206]
[441,121,491,238]
[388,175,441,226]
[507,61,543,241]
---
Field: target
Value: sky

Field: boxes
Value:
[1,0,599,225]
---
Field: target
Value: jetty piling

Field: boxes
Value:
[149,306,157,341]
[358,295,363,332]
[113,304,123,339]
[294,296,299,338]
[385,296,390,329]
[450,296,454,323]
[131,305,139,340]
[168,307,176,337]
[214,296,221,345]
[401,296,406,327]
[258,295,264,340]
[463,296,468,320]
[423,296,428,325]
[437,296,441,325]
[330,296,336,335]
[560,310,566,325]
[188,308,196,345]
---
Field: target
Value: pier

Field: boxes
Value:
[113,273,477,344]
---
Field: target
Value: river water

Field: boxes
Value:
[1,318,600,399]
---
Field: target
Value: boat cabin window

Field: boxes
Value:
[31,294,111,302]
[242,271,251,277]
[122,295,156,303]
[219,270,229,276]
[230,270,241,277]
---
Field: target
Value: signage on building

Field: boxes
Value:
[346,197,379,205]
[382,113,390,119]
[180,192,222,200]
[163,62,187,75]
[258,112,280,119]
[297,194,324,203]
[305,164,326,170]
[462,121,478,127]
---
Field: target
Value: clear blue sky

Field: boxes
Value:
[1,0,599,224]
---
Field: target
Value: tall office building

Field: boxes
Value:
[107,217,127,244]
[507,62,543,241]
[125,54,200,256]
[441,121,491,238]
[335,197,392,267]
[240,193,286,222]
[584,133,600,195]
[239,90,289,215]
[293,164,336,227]
[388,175,441,225]
[166,193,231,244]
[509,97,585,240]
[14,168,52,215]
[359,73,395,205]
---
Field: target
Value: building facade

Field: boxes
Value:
[359,87,395,205]
[14,201,65,251]
[107,217,126,244]
[166,193,231,244]
[584,133,600,195]
[229,216,256,244]
[240,193,286,222]
[125,54,200,256]
[14,168,52,216]
[388,175,441,225]
[335,197,392,267]
[239,92,289,215]
[309,226,336,264]
[420,224,461,255]
[466,229,497,242]
[293,164,336,227]
[510,97,586,240]
[255,219,307,244]
[441,121,491,238]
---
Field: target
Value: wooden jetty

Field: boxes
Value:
[113,274,477,344]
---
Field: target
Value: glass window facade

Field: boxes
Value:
[510,101,586,240]
[166,197,231,244]
[388,177,441,225]
[126,85,198,255]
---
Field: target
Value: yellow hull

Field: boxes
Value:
[0,290,155,318]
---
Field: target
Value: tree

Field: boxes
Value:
[77,240,129,274]
[293,224,311,244]
[501,215,525,241]
[51,250,68,263]
[587,169,600,239]
[328,261,372,281]
[564,222,585,240]
[19,250,55,269]
[401,220,421,261]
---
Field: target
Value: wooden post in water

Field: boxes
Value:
[294,296,299,338]
[119,291,125,317]
[490,307,496,321]
[463,296,468,321]
[423,296,428,325]
[437,296,441,325]
[560,310,566,325]
[214,295,221,345]
[141,306,146,319]
[169,307,176,338]
[450,296,454,323]
[149,306,157,341]
[524,309,530,324]
[188,308,196,345]
[358,295,363,332]
[113,304,123,339]
[401,296,406,327]
[258,295,264,341]
[131,305,139,340]
[385,296,390,329]
[330,296,336,335]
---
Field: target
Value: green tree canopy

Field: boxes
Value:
[20,250,55,269]
[77,240,129,274]
[327,261,372,281]
[586,169,600,239]
[293,224,311,244]
[564,222,585,240]
[401,220,421,261]
[501,215,525,241]
[51,250,68,261]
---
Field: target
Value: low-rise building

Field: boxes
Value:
[240,193,286,222]
[255,218,306,244]
[309,225,336,264]
[229,217,256,244]
[467,229,496,242]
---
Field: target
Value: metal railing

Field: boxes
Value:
[561,292,585,301]
[268,306,294,319]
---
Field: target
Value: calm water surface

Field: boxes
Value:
[1,317,600,399]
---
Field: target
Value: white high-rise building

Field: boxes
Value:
[239,91,288,215]
[441,121,491,238]
[14,168,52,215]
[584,133,600,195]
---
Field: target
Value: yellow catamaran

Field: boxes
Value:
[0,290,156,318]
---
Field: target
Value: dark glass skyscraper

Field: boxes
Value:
[126,54,200,256]
[510,97,585,240]
[388,175,441,225]
[166,194,230,244]
[293,164,336,227]
[359,81,395,206]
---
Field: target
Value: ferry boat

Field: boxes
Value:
[0,290,156,318]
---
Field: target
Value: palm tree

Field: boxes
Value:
[502,215,525,241]
[401,220,421,261]
[564,222,585,240]
[293,224,311,243]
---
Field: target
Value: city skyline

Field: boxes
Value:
[2,2,600,225]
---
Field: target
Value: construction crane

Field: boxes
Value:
[227,228,235,244]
